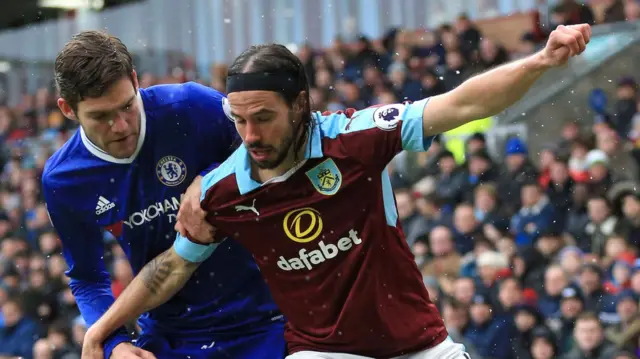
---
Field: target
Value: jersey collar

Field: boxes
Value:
[80,91,147,164]
[235,115,323,195]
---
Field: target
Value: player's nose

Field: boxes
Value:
[110,113,130,133]
[243,121,261,143]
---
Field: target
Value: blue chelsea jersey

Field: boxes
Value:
[42,83,282,347]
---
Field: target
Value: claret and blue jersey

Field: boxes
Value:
[42,82,283,358]
[180,98,448,357]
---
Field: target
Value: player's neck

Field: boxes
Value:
[253,138,308,183]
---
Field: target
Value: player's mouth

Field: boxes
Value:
[249,148,272,161]
[112,134,137,149]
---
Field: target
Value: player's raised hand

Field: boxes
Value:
[176,176,216,243]
[540,24,591,67]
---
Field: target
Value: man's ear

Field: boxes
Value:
[57,98,77,121]
[293,91,308,114]
[132,69,139,92]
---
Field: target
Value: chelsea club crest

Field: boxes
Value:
[305,158,342,196]
[156,156,187,186]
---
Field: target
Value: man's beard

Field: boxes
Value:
[249,132,295,169]
[247,113,300,170]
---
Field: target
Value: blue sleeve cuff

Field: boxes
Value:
[173,233,218,263]
[103,331,131,359]
[400,98,434,151]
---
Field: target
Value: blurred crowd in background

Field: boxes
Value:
[0,0,640,359]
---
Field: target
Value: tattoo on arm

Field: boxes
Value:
[141,250,198,295]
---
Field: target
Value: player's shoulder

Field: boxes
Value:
[314,101,421,139]
[200,148,242,197]
[43,130,85,189]
[140,82,226,112]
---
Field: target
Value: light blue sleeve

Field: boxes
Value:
[173,233,219,263]
[316,99,434,170]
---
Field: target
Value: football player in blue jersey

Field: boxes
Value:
[42,30,285,359]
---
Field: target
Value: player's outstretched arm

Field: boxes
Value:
[85,246,202,345]
[421,24,591,136]
[42,176,132,359]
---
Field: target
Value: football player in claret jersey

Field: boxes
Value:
[89,24,592,359]
[42,31,285,359]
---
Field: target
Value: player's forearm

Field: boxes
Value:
[89,247,199,341]
[445,52,550,123]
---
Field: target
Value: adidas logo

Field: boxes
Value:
[95,196,115,215]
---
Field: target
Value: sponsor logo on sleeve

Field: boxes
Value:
[372,103,404,131]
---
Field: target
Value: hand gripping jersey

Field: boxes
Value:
[189,99,448,357]
[43,83,283,358]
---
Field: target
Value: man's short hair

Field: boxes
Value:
[575,311,601,326]
[54,30,134,111]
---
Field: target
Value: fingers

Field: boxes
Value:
[555,26,581,56]
[553,24,589,56]
[175,221,187,237]
[137,348,158,359]
[571,23,592,43]
[566,26,586,54]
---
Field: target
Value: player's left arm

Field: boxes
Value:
[421,24,590,136]
[84,242,214,345]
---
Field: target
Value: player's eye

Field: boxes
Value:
[256,116,271,123]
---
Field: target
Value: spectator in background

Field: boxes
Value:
[548,286,584,354]
[478,38,509,71]
[583,196,624,255]
[440,297,480,359]
[546,159,574,228]
[613,77,638,139]
[577,264,615,317]
[603,0,627,23]
[442,51,469,91]
[511,303,545,359]
[406,193,448,248]
[395,188,420,233]
[421,226,461,293]
[558,246,585,280]
[473,183,510,239]
[606,290,640,350]
[453,277,476,306]
[563,312,617,359]
[435,150,465,210]
[452,203,483,255]
[0,297,39,359]
[498,137,538,213]
[511,182,555,246]
[460,150,499,203]
[465,292,512,359]
[530,326,559,359]
[538,264,569,318]
[624,0,640,20]
[475,250,509,302]
[496,276,523,315]
[586,149,616,196]
[455,14,482,60]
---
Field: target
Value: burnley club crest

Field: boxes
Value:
[305,158,342,196]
